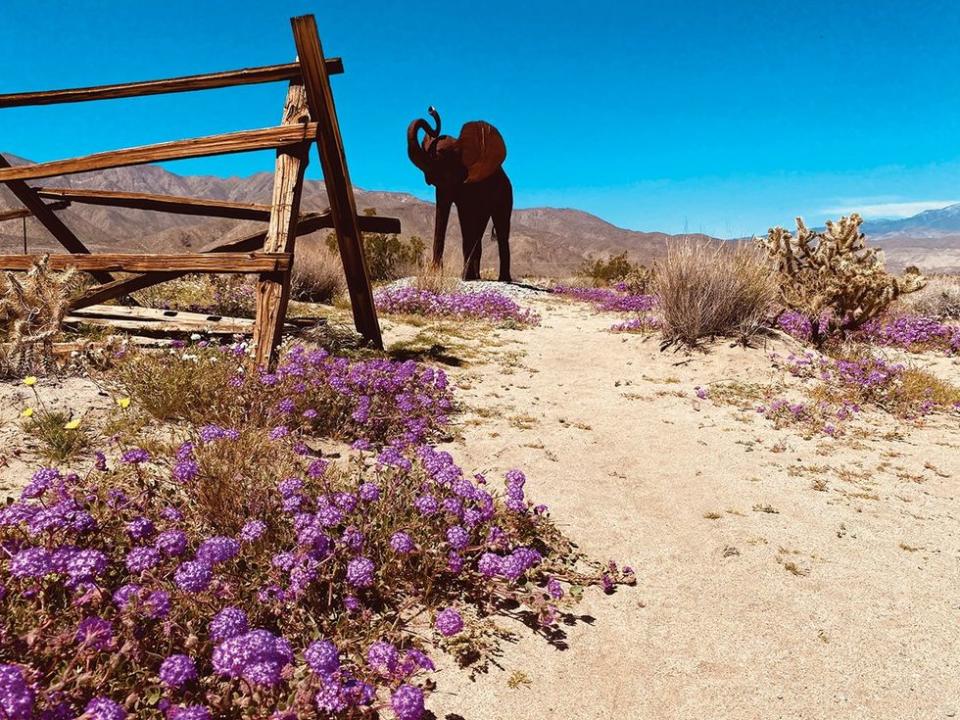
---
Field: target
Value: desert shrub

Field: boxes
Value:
[654,240,775,346]
[901,275,960,320]
[577,252,652,292]
[0,371,632,719]
[325,229,425,283]
[0,257,83,377]
[757,214,926,346]
[374,287,540,327]
[291,240,345,304]
[109,343,454,448]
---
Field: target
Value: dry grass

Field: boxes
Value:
[291,239,346,304]
[414,265,461,294]
[654,240,775,347]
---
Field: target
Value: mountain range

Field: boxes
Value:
[2,153,959,275]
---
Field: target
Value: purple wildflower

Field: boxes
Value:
[435,608,464,637]
[159,654,197,688]
[346,557,375,588]
[209,606,249,642]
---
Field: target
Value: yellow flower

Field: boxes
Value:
[23,376,37,387]
[63,418,81,430]
[21,407,33,418]
[117,397,131,409]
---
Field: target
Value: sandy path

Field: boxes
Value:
[430,295,960,720]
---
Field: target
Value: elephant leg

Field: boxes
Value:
[492,175,513,282]
[432,190,453,270]
[458,205,486,281]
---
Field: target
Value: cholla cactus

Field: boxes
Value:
[757,213,925,345]
[0,256,82,377]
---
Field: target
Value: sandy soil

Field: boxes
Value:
[419,295,960,720]
[2,294,959,720]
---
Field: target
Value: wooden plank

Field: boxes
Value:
[291,14,383,349]
[0,154,117,285]
[32,188,401,231]
[68,213,329,310]
[0,124,319,183]
[66,210,400,311]
[0,201,70,221]
[253,81,311,368]
[0,252,291,273]
[35,187,273,221]
[0,59,344,108]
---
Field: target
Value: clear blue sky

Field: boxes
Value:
[2,0,959,237]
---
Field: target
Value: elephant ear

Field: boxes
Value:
[458,121,506,183]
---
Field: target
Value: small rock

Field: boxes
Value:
[722,545,740,558]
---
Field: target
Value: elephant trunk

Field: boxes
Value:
[406,118,432,172]
[407,108,442,173]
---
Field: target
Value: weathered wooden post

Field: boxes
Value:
[252,81,311,368]
[291,14,383,349]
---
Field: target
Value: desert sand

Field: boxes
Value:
[2,292,958,720]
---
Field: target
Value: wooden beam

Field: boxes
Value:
[291,14,383,349]
[0,124,319,183]
[67,212,327,309]
[0,60,344,108]
[66,208,400,311]
[35,187,273,221]
[0,201,70,222]
[0,154,116,285]
[0,252,290,273]
[32,187,401,232]
[253,81,311,368]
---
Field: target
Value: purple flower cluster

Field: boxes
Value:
[0,664,34,720]
[553,285,657,313]
[374,286,540,325]
[435,607,464,637]
[211,629,293,687]
[858,314,960,354]
[0,342,633,720]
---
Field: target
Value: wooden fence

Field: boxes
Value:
[0,14,392,367]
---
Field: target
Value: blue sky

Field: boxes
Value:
[2,0,959,237]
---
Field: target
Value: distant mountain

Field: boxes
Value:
[0,155,714,278]
[861,204,960,274]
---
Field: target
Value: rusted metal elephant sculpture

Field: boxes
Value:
[406,107,512,282]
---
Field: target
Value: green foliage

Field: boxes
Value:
[325,209,425,282]
[757,214,926,345]
[577,251,652,292]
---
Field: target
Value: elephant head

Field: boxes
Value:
[406,107,507,188]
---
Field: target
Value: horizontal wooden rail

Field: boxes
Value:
[31,187,402,232]
[35,187,273,220]
[0,252,290,273]
[67,209,400,310]
[0,60,344,108]
[0,200,70,221]
[0,124,319,183]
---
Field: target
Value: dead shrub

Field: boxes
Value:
[291,239,345,303]
[654,240,775,346]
